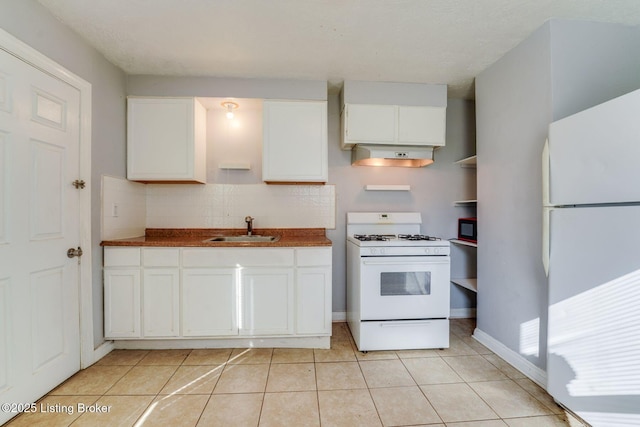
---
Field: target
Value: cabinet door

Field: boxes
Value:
[127,97,206,182]
[296,267,332,335]
[182,268,238,336]
[143,269,180,337]
[398,105,446,146]
[104,269,141,338]
[344,104,396,144]
[241,268,294,336]
[262,100,328,183]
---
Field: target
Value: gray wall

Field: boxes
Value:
[550,20,640,121]
[0,0,128,348]
[476,19,640,371]
[476,22,553,369]
[127,75,327,100]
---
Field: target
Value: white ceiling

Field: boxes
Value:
[37,0,640,99]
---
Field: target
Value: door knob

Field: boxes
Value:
[67,247,83,258]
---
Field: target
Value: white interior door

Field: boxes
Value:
[0,48,81,424]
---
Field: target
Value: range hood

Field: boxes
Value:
[351,145,434,168]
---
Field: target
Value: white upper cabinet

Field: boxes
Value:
[343,104,396,143]
[342,104,446,148]
[127,97,207,183]
[340,80,447,149]
[398,105,446,145]
[262,100,328,183]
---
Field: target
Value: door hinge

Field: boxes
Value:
[72,179,86,189]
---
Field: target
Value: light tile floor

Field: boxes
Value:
[5,319,587,427]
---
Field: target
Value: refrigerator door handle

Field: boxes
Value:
[542,138,552,276]
[542,138,550,207]
[542,206,552,276]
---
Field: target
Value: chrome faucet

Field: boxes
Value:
[244,216,254,236]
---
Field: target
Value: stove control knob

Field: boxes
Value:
[424,248,432,255]
[370,248,378,255]
[379,248,387,255]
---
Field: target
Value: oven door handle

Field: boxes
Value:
[362,260,449,266]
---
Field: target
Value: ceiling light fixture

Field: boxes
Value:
[221,101,239,119]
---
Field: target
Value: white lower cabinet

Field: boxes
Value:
[103,246,332,342]
[104,269,141,338]
[182,268,238,336]
[241,268,294,336]
[104,247,141,339]
[143,269,180,337]
[141,248,180,338]
[296,267,332,334]
[295,247,332,335]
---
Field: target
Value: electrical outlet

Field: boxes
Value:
[112,203,119,218]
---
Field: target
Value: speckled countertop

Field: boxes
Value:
[101,228,332,247]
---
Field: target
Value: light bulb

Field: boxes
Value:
[222,101,238,120]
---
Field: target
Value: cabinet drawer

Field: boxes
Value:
[104,247,140,267]
[183,248,294,267]
[143,248,180,267]
[296,248,332,266]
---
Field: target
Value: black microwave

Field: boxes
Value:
[458,217,477,243]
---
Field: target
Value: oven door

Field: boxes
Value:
[359,256,450,320]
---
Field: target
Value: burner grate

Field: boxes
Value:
[397,234,441,241]
[353,234,395,241]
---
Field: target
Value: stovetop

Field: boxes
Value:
[346,212,449,251]
[353,234,442,242]
[347,234,449,248]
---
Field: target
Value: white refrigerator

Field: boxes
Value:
[543,88,640,427]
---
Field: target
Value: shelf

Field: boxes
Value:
[451,278,477,293]
[454,199,477,206]
[450,239,477,248]
[364,185,411,191]
[455,155,477,168]
[219,162,251,170]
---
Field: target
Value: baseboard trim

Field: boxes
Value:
[332,311,347,322]
[113,336,330,350]
[333,310,477,321]
[450,308,477,318]
[473,327,547,388]
[90,341,115,367]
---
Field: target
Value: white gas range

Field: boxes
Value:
[346,212,450,351]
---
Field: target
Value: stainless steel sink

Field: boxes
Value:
[204,235,280,243]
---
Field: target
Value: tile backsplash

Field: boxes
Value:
[101,175,146,239]
[102,176,336,239]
